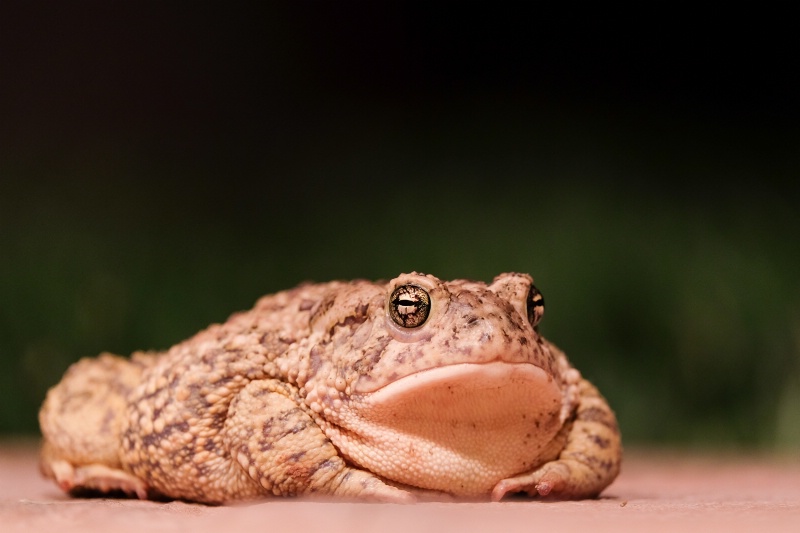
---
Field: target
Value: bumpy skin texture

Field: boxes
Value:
[39,272,621,503]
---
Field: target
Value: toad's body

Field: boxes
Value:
[39,272,621,503]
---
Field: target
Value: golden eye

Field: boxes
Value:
[527,285,545,326]
[389,284,431,328]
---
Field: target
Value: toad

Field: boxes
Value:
[39,272,621,502]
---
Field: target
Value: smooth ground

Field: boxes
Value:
[2,440,798,532]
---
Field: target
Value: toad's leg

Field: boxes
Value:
[491,378,622,500]
[38,353,157,498]
[40,440,148,498]
[223,379,414,502]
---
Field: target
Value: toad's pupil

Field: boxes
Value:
[396,299,421,316]
[389,284,431,328]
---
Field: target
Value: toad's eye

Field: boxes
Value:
[527,285,545,327]
[389,284,431,328]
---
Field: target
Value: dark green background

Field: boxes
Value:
[2,4,798,450]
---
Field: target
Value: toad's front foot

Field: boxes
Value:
[492,459,599,501]
[492,377,622,501]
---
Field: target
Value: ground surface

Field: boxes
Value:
[2,440,798,532]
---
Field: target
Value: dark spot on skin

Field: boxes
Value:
[201,348,224,365]
[353,335,390,376]
[260,332,292,356]
[578,407,620,433]
[502,309,523,331]
[394,348,411,364]
[290,421,308,434]
[100,408,116,434]
[209,415,225,430]
[336,312,369,330]
[327,304,370,337]
[308,346,324,376]
[464,315,480,327]
[317,458,339,472]
[288,451,306,462]
[567,451,616,475]
[277,407,302,422]
[141,421,191,449]
[519,337,528,346]
[310,295,336,324]
[589,434,611,449]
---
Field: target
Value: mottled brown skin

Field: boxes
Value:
[39,272,621,503]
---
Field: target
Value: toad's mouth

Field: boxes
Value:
[328,362,565,496]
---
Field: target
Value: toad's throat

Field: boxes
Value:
[329,362,565,495]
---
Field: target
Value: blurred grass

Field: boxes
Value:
[1,97,798,453]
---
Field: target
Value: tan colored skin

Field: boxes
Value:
[39,272,621,503]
